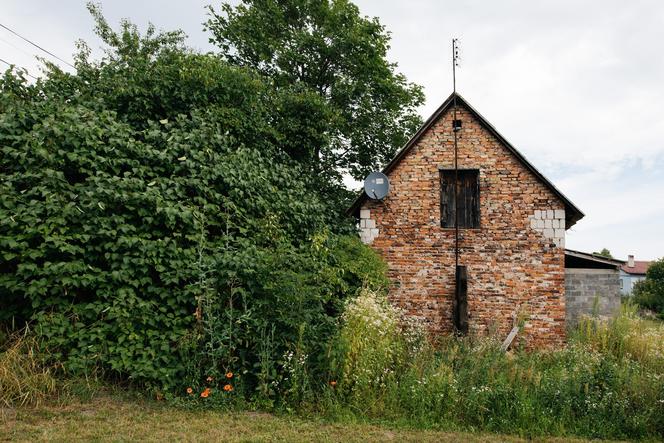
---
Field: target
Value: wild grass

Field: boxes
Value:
[1,293,662,441]
[0,329,57,407]
[0,393,601,442]
[321,290,664,440]
[574,302,664,372]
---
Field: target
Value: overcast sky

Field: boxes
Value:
[3,0,663,261]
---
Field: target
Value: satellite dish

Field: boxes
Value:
[364,171,390,200]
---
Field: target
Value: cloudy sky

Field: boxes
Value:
[3,0,663,260]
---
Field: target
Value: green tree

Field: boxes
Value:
[0,6,387,391]
[206,0,425,184]
[633,258,664,318]
[593,248,613,259]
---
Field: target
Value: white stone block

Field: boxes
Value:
[543,228,554,238]
[365,219,376,229]
[370,228,379,237]
[554,228,565,238]
[544,219,552,229]
[546,209,554,219]
[360,219,367,228]
[554,209,565,219]
[552,219,559,229]
[530,218,538,229]
[536,219,545,229]
[534,210,542,219]
[360,209,370,219]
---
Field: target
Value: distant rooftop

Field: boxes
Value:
[621,261,651,275]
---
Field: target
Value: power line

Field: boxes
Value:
[0,22,75,69]
[0,57,38,80]
[0,34,37,59]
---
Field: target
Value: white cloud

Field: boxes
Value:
[2,0,663,259]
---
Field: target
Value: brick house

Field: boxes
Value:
[349,93,584,347]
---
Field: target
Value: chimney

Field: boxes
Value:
[628,255,635,268]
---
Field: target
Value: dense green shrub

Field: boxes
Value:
[0,83,307,383]
[633,258,664,317]
[177,232,388,402]
[0,13,388,391]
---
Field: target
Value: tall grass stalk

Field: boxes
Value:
[324,291,664,439]
[574,301,664,372]
[0,329,57,407]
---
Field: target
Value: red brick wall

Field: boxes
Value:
[361,105,566,348]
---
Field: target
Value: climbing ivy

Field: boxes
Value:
[0,13,387,389]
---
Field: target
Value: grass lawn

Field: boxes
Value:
[0,395,615,443]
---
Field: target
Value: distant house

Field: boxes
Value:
[620,255,650,295]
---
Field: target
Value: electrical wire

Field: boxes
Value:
[0,22,75,69]
[0,56,38,80]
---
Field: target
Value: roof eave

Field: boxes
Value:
[565,248,626,268]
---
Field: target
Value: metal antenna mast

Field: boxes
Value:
[452,38,460,269]
[451,38,468,335]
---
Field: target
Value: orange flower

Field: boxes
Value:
[329,380,337,387]
[225,372,233,379]
[206,376,214,382]
[200,388,211,398]
[223,384,233,392]
[186,387,193,395]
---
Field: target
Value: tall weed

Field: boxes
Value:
[0,329,57,407]
[574,301,664,372]
[327,292,664,439]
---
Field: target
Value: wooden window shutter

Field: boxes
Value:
[440,169,480,228]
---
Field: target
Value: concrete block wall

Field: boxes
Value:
[565,268,621,326]
[529,209,565,248]
[359,209,379,244]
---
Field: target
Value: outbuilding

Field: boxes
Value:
[350,92,585,347]
[564,249,623,325]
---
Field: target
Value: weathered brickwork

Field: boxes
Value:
[361,105,567,348]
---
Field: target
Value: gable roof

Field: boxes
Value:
[348,92,585,229]
[621,261,650,275]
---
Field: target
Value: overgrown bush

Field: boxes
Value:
[632,258,664,318]
[324,293,664,439]
[176,233,388,404]
[0,11,387,392]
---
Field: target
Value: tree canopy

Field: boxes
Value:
[593,248,613,259]
[633,258,664,318]
[206,0,424,185]
[0,4,388,388]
